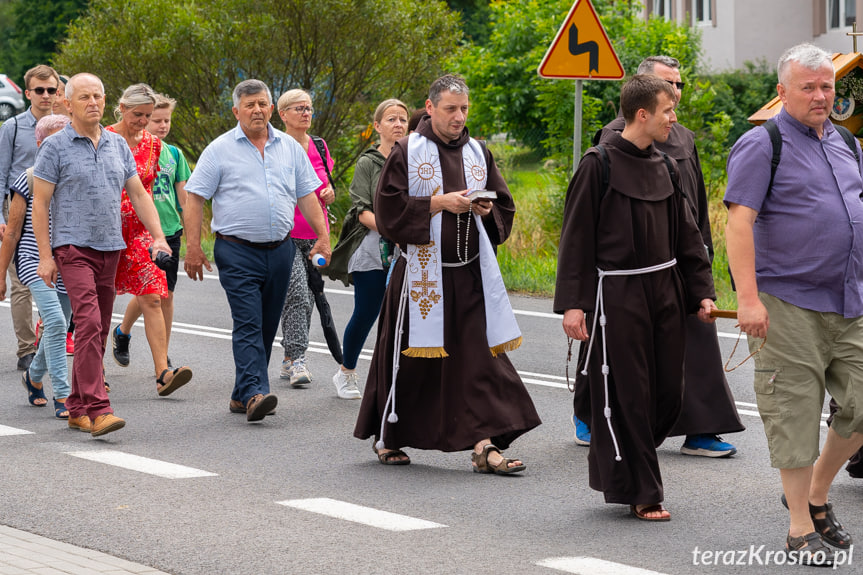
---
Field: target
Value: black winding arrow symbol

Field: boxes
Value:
[568,23,598,74]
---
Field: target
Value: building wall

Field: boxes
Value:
[650,0,863,72]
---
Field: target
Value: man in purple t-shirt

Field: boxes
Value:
[726,43,863,565]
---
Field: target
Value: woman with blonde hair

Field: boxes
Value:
[275,89,335,389]
[327,99,408,408]
[108,83,192,396]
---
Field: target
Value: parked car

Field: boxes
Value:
[0,74,26,121]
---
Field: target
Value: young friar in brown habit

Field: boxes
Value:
[353,74,541,471]
[555,74,717,521]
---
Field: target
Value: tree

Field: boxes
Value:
[54,0,461,179]
[0,0,88,86]
[456,0,701,163]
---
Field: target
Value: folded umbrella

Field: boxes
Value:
[304,257,344,365]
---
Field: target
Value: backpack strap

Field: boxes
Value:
[762,119,782,196]
[310,135,334,189]
[835,124,860,166]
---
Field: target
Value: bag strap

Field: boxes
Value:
[310,135,334,188]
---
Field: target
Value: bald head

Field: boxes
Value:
[65,73,106,129]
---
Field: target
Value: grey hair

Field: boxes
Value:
[637,55,680,75]
[277,88,311,111]
[34,114,71,142]
[428,74,469,105]
[374,98,408,123]
[113,83,156,121]
[232,79,272,108]
[778,43,833,85]
[64,73,104,101]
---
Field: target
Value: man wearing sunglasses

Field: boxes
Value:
[0,64,60,372]
[571,55,744,459]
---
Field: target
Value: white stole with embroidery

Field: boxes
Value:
[403,132,522,358]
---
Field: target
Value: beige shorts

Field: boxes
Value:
[750,293,863,469]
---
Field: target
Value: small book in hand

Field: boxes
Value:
[466,189,497,202]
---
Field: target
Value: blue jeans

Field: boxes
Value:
[342,269,387,370]
[214,237,294,404]
[28,279,72,399]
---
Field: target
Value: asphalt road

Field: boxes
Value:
[0,269,859,575]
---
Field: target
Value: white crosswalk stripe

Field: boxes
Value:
[277,497,446,531]
[536,557,670,575]
[65,450,218,479]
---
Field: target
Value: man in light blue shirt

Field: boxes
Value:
[184,79,330,422]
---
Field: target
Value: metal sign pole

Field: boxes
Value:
[573,79,583,174]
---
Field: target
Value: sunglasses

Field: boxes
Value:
[30,87,57,95]
[665,80,685,90]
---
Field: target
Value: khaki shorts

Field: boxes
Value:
[751,293,863,469]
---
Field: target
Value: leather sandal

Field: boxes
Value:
[22,370,47,407]
[630,504,671,522]
[156,366,193,397]
[786,532,835,566]
[471,444,525,475]
[372,443,410,465]
[781,494,853,549]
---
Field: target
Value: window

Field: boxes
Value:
[828,0,856,28]
[655,0,672,18]
[695,0,712,25]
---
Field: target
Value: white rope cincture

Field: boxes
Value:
[376,259,409,451]
[580,258,678,463]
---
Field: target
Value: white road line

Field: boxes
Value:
[0,425,33,436]
[65,450,218,479]
[537,557,669,575]
[277,497,446,531]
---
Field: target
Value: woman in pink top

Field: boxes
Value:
[276,89,335,387]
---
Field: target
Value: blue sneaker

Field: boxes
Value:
[571,415,591,446]
[680,434,736,458]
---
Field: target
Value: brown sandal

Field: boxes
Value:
[471,444,525,475]
[372,443,410,465]
[157,366,193,397]
[630,504,671,522]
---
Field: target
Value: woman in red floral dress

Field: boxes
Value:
[107,84,192,396]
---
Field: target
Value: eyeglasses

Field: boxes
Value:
[666,80,685,90]
[30,87,57,95]
[285,105,313,115]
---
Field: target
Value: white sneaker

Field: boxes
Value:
[289,356,312,387]
[279,358,293,380]
[332,369,362,400]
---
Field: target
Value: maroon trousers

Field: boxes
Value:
[54,245,120,420]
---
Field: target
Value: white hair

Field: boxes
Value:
[778,43,833,85]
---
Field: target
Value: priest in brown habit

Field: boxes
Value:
[583,56,744,457]
[555,74,717,521]
[354,74,541,472]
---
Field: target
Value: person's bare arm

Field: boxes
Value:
[297,193,331,263]
[183,192,211,281]
[125,175,170,257]
[726,203,768,338]
[357,210,378,232]
[32,177,58,288]
[0,194,27,299]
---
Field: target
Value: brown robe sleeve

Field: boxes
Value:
[374,139,433,245]
[673,164,716,312]
[480,144,515,246]
[553,149,603,314]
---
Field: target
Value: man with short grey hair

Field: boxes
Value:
[33,72,170,438]
[575,55,745,456]
[727,42,863,565]
[184,79,330,423]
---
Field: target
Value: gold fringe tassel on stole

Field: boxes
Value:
[402,347,449,358]
[490,336,522,357]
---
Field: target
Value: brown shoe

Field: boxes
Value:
[68,415,92,432]
[229,399,275,416]
[246,393,278,422]
[91,413,126,437]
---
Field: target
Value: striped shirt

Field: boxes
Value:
[8,170,66,294]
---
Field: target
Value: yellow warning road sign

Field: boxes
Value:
[538,0,624,80]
